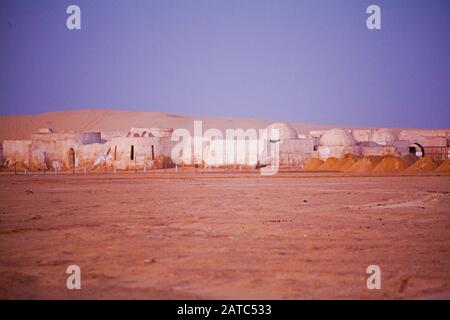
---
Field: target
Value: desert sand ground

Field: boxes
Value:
[0,169,449,299]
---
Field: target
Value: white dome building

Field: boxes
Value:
[317,128,360,160]
[266,122,298,141]
[371,128,397,146]
[319,128,356,146]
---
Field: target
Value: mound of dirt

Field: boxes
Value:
[304,158,324,170]
[316,155,360,171]
[318,157,340,170]
[405,157,438,172]
[435,159,450,172]
[339,156,360,171]
[402,154,419,167]
[372,156,407,172]
[346,156,383,172]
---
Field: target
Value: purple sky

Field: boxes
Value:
[0,0,449,128]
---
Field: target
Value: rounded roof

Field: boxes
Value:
[371,128,397,146]
[266,122,298,140]
[319,128,356,146]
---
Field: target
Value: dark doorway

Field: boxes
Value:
[409,143,424,157]
[130,145,134,160]
[114,146,117,160]
[151,145,155,160]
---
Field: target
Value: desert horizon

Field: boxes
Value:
[2,109,450,143]
[0,108,376,143]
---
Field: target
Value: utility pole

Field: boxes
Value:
[43,152,47,175]
[72,152,75,175]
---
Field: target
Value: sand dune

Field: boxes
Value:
[0,109,355,142]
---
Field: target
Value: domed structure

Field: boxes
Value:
[266,122,298,141]
[371,128,397,146]
[319,128,356,146]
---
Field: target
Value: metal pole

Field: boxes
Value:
[72,151,75,175]
[43,152,47,175]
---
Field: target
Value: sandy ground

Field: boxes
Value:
[0,169,449,299]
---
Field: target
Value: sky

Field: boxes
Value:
[0,0,449,128]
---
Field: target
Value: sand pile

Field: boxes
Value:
[435,159,450,172]
[372,156,407,172]
[340,156,360,171]
[317,155,359,171]
[345,156,383,172]
[318,157,340,170]
[305,155,449,173]
[402,154,419,167]
[405,157,438,172]
[304,158,324,170]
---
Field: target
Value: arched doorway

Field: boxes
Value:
[409,143,424,157]
[68,148,75,174]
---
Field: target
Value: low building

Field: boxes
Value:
[1,127,176,171]
[1,124,448,171]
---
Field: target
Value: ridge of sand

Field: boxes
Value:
[0,109,341,143]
